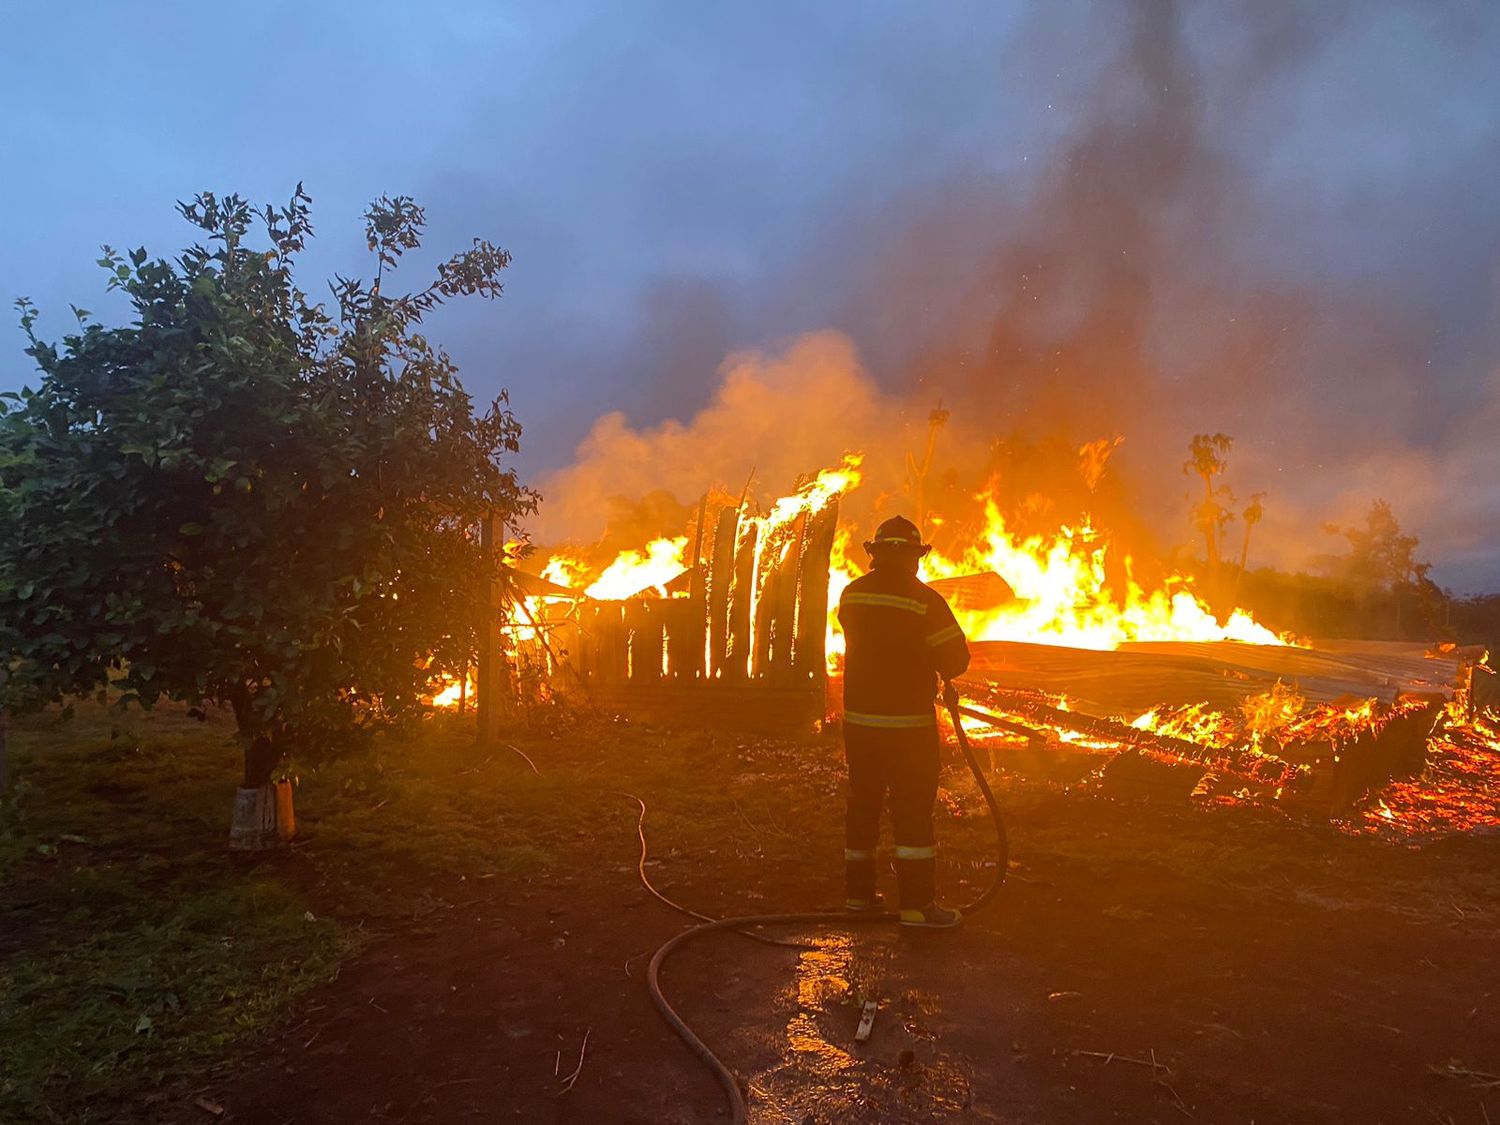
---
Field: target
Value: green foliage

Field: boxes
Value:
[0,696,572,1121]
[0,703,359,1123]
[1327,498,1430,593]
[1183,432,1236,564]
[0,187,537,776]
[0,881,355,1124]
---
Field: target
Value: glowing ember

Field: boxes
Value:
[1354,714,1500,837]
[1241,679,1307,741]
[1130,701,1240,749]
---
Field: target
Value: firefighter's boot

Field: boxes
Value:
[844,847,878,912]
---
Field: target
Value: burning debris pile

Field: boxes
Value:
[954,644,1486,824]
[463,444,1499,835]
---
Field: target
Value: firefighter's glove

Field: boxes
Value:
[942,680,961,711]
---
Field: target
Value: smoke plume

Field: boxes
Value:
[532,0,1500,590]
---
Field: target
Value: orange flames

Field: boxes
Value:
[479,448,1288,695]
[581,537,689,600]
[821,475,1287,664]
[917,496,1285,649]
[420,449,1500,839]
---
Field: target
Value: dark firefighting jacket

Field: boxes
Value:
[838,566,971,729]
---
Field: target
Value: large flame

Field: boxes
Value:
[919,496,1285,649]
[437,447,1289,708]
[583,536,689,600]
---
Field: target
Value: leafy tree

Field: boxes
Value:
[1227,491,1265,609]
[1325,499,1442,632]
[1184,432,1235,596]
[1329,500,1426,594]
[1,187,537,794]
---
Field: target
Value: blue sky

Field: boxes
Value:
[4,1,1499,587]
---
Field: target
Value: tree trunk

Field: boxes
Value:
[243,732,279,787]
[1201,476,1221,599]
[227,691,294,851]
[1229,521,1255,610]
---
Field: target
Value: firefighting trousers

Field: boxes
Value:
[843,723,940,910]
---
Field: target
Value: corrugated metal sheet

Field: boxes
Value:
[965,639,1466,718]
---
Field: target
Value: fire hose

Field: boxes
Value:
[640,687,1009,1124]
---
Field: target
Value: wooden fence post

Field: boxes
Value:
[477,512,512,746]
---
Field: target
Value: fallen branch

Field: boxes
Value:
[1072,1049,1190,1118]
[505,743,542,776]
[1153,1047,1192,1118]
[1072,1050,1174,1076]
[1429,1062,1500,1089]
[557,1028,591,1095]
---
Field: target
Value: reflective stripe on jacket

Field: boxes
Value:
[838,566,970,726]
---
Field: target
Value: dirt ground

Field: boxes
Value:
[174,723,1500,1125]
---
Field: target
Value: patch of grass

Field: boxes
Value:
[0,879,357,1124]
[0,700,631,1120]
[0,702,362,1124]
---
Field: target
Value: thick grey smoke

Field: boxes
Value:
[529,0,1500,588]
[532,333,902,544]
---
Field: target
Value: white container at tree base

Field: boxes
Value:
[229,779,296,850]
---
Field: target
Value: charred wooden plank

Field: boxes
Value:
[725,520,759,682]
[627,600,663,683]
[793,500,839,683]
[662,597,705,681]
[707,507,739,678]
[960,682,1211,762]
[602,602,629,684]
[955,704,1049,742]
[751,515,798,679]
[1099,748,1207,802]
[763,513,805,684]
[689,493,709,601]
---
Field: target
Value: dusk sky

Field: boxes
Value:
[4,2,1499,587]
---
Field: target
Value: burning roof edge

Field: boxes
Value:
[505,567,586,600]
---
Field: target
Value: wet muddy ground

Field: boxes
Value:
[181,725,1499,1125]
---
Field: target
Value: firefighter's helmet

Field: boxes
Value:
[863,515,931,557]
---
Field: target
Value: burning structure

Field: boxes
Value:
[455,442,1499,837]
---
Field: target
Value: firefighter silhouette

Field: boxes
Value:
[838,515,969,928]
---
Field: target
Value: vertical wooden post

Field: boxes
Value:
[768,512,806,683]
[725,520,759,682]
[689,494,709,597]
[628,601,663,684]
[794,500,840,683]
[476,512,510,746]
[707,507,738,678]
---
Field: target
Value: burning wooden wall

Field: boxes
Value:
[554,499,840,729]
